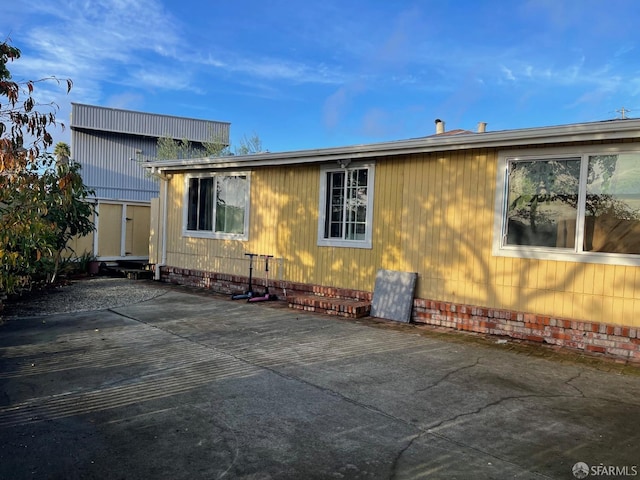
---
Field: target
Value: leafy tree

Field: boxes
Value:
[54,141,70,164]
[155,131,264,160]
[0,40,89,294]
[41,149,96,283]
[156,136,199,160]
[0,41,72,170]
[234,133,263,156]
[0,160,56,292]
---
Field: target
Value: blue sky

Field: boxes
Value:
[3,0,640,153]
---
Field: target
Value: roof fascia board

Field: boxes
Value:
[147,120,640,172]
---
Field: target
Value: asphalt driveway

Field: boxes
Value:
[1,281,639,479]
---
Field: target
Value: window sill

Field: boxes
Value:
[183,230,248,241]
[493,245,640,266]
[317,239,372,249]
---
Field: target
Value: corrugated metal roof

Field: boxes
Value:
[70,103,230,144]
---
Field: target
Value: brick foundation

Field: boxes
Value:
[159,266,640,363]
[160,266,371,302]
[412,299,640,363]
[288,295,371,318]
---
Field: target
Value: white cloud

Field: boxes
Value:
[200,53,348,86]
[615,44,635,58]
[4,0,639,130]
[323,86,352,130]
[501,66,516,81]
[3,0,184,100]
[128,68,203,94]
[467,50,633,103]
[104,92,146,110]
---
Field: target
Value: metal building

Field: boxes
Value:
[70,103,230,261]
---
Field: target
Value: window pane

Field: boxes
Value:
[198,178,213,231]
[323,168,370,242]
[584,154,640,254]
[325,171,344,238]
[356,168,368,187]
[505,158,580,248]
[344,169,368,240]
[215,176,246,234]
[187,178,199,230]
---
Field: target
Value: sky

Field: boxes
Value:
[3,0,640,154]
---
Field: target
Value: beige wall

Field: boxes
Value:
[95,201,150,259]
[163,150,640,327]
[125,205,151,257]
[97,203,123,258]
[63,225,94,259]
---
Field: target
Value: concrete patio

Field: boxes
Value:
[1,281,639,479]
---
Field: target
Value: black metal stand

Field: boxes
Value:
[231,253,258,300]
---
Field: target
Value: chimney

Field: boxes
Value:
[435,118,445,134]
[477,122,487,133]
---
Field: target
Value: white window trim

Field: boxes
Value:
[317,162,375,249]
[182,171,250,241]
[493,144,640,266]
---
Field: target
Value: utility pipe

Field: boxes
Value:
[154,170,169,281]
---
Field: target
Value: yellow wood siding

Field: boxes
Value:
[165,151,640,327]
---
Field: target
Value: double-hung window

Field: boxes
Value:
[184,173,249,240]
[494,147,640,265]
[318,162,374,248]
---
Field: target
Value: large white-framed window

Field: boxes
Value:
[183,172,250,240]
[493,145,640,265]
[318,162,375,249]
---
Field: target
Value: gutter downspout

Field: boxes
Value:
[154,169,169,281]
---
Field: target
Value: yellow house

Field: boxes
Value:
[148,119,640,362]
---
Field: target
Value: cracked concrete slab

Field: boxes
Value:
[1,282,639,479]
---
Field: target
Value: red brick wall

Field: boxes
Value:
[412,299,640,363]
[160,266,640,363]
[160,266,371,301]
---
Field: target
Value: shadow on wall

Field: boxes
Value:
[379,149,621,322]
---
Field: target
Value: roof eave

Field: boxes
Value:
[146,119,640,172]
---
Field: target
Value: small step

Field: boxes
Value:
[288,295,371,319]
[114,268,153,280]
